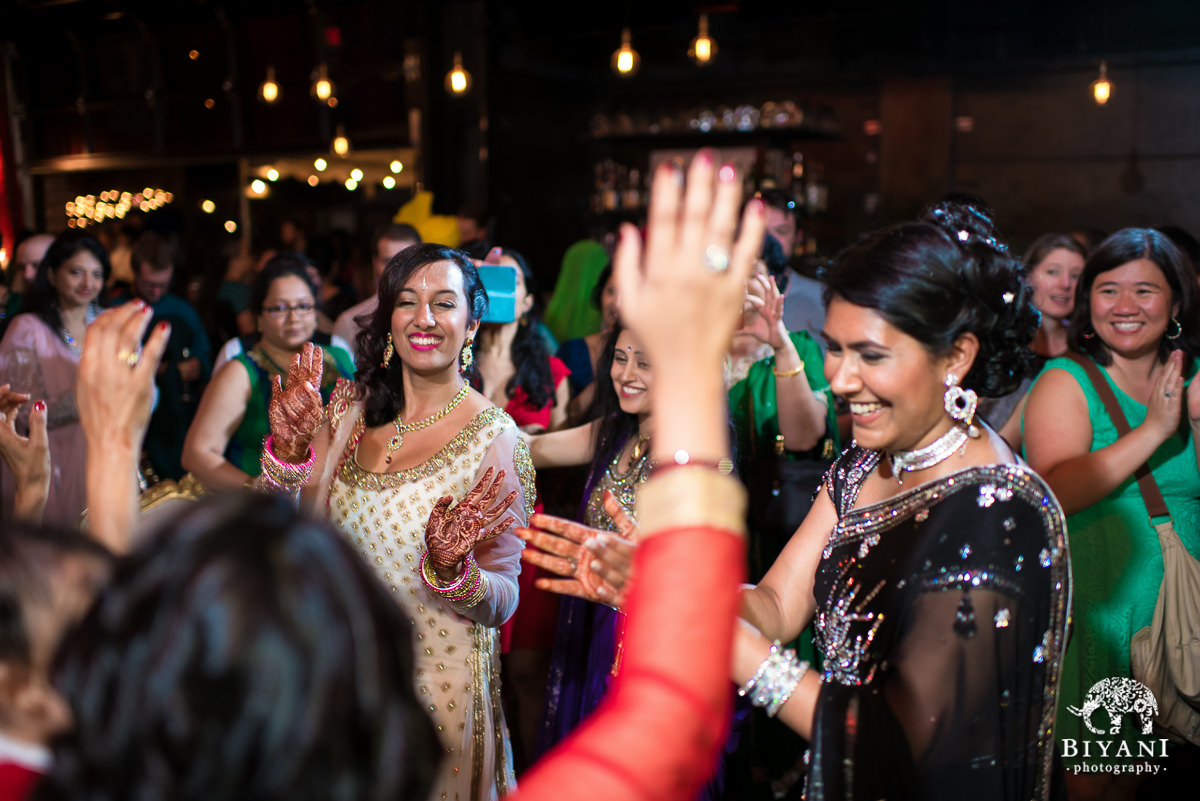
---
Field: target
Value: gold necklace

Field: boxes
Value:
[385,383,470,464]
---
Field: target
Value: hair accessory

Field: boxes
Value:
[943,373,978,428]
[704,244,731,272]
[460,338,474,372]
[1002,292,1015,304]
[772,359,805,378]
[738,641,810,718]
[380,333,394,368]
[260,435,316,492]
[1167,317,1183,340]
[957,229,970,242]
[385,383,470,464]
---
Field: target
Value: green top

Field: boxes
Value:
[225,344,356,476]
[727,330,839,472]
[1025,355,1200,758]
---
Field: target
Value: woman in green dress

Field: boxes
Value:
[182,254,354,489]
[1024,228,1200,799]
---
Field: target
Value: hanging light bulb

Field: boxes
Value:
[611,27,640,77]
[688,15,717,65]
[331,124,350,156]
[259,64,280,104]
[444,52,472,95]
[1091,60,1112,105]
[311,62,335,104]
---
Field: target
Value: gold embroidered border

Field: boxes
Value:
[337,407,510,490]
[513,436,537,518]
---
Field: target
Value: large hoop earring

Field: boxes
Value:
[380,333,394,368]
[943,373,978,428]
[1167,317,1183,340]
[460,338,474,373]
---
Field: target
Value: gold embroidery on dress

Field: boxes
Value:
[513,436,537,517]
[325,378,360,430]
[338,407,511,490]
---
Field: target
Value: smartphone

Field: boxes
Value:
[478,248,518,323]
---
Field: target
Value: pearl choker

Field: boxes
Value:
[889,424,969,484]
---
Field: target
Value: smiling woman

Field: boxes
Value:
[1022,228,1200,795]
[0,231,109,526]
[257,242,535,801]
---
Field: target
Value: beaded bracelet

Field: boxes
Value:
[260,435,316,491]
[420,551,487,608]
[649,448,735,479]
[738,640,810,718]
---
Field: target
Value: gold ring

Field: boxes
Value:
[117,348,140,367]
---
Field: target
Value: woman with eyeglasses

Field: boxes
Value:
[182,254,354,490]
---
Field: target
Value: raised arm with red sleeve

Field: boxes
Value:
[514,471,747,801]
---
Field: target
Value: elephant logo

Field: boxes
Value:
[1065,677,1158,736]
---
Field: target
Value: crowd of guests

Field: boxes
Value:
[0,157,1197,801]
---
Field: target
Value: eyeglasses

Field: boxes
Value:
[263,302,316,319]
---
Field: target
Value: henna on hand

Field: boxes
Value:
[424,467,519,581]
[516,491,639,606]
[268,343,325,463]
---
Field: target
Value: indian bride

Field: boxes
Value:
[258,243,535,800]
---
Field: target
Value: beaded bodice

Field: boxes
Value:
[584,439,653,531]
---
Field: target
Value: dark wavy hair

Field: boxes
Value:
[1068,228,1199,367]
[473,248,555,410]
[0,523,112,668]
[584,320,641,481]
[35,494,439,801]
[1022,233,1087,274]
[21,231,111,333]
[822,200,1040,397]
[356,243,487,427]
[249,252,318,315]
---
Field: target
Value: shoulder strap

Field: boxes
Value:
[1065,353,1170,519]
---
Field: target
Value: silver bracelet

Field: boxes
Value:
[738,640,810,718]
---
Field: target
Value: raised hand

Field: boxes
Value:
[424,466,518,582]
[0,384,49,522]
[78,302,169,451]
[1143,349,1185,443]
[737,270,787,349]
[267,342,324,463]
[516,490,639,606]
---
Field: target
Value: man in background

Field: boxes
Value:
[333,223,421,364]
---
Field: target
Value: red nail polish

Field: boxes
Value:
[33,400,45,412]
[695,151,712,167]
[157,321,170,332]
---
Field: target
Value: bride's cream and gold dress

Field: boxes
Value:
[319,382,535,800]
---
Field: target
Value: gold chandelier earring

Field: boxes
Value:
[460,338,474,372]
[381,333,394,368]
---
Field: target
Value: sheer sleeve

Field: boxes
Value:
[0,316,78,431]
[807,468,1070,801]
[515,470,747,801]
[460,424,533,628]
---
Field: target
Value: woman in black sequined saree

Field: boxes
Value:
[732,201,1072,801]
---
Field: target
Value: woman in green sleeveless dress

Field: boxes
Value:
[182,254,353,489]
[1024,228,1200,798]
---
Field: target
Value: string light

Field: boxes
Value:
[382,176,396,189]
[311,62,335,104]
[1092,60,1112,105]
[350,168,363,181]
[688,15,717,65]
[445,52,472,95]
[307,175,320,186]
[63,187,174,228]
[201,200,216,213]
[611,27,640,77]
[331,125,350,156]
[266,168,279,181]
[259,64,280,104]
[390,160,403,173]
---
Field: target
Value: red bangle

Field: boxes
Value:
[650,449,735,478]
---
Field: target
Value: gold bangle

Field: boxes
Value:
[772,360,805,378]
